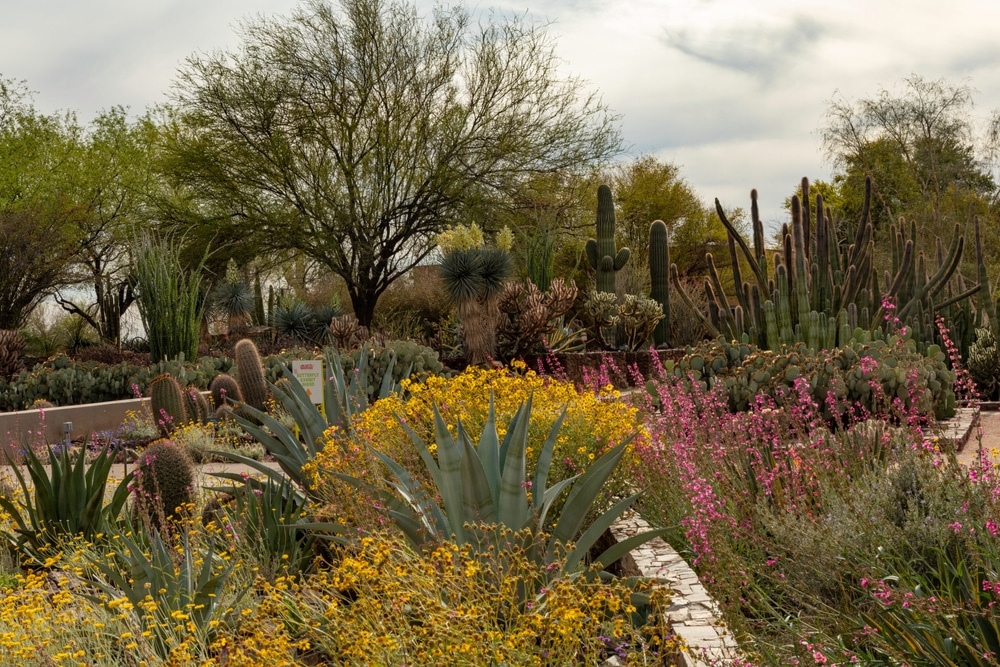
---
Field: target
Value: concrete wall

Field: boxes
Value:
[0,397,150,447]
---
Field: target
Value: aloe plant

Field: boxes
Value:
[340,394,668,575]
[0,444,132,565]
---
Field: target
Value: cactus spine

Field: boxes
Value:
[150,374,188,437]
[585,184,630,295]
[649,220,671,346]
[234,338,269,411]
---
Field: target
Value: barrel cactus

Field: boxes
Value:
[234,338,269,411]
[134,440,197,530]
[150,374,188,437]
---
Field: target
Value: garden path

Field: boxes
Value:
[954,408,1000,468]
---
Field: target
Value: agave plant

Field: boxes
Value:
[340,394,667,575]
[0,444,133,564]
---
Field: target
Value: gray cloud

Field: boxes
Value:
[661,15,826,83]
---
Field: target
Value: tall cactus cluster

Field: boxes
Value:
[585,184,630,295]
[670,177,980,353]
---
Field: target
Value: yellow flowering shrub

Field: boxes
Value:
[315,364,645,517]
[283,531,679,666]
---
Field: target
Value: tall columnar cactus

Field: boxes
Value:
[649,220,671,347]
[134,440,196,530]
[670,176,974,353]
[585,184,630,295]
[150,374,188,438]
[0,329,24,381]
[234,338,269,411]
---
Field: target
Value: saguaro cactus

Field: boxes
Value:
[585,184,630,295]
[649,219,671,346]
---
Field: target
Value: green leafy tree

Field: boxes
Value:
[163,0,622,327]
[0,76,80,329]
[52,109,159,346]
[823,75,999,237]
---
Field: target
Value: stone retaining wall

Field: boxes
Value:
[612,513,742,666]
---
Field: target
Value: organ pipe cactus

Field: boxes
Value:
[585,184,630,295]
[671,176,977,353]
[649,220,670,346]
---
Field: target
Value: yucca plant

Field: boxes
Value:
[340,394,668,576]
[210,280,255,335]
[0,444,132,565]
[440,246,513,364]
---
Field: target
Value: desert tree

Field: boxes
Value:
[163,0,622,326]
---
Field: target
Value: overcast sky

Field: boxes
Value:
[3,0,1000,230]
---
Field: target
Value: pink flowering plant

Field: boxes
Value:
[628,346,1000,665]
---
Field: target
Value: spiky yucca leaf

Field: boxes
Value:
[440,248,484,303]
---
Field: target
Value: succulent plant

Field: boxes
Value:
[340,394,668,580]
[967,327,999,400]
[0,329,25,381]
[209,373,243,408]
[496,279,578,359]
[439,246,513,364]
[649,219,671,347]
[234,338,269,411]
[585,184,630,295]
[134,440,197,530]
[150,373,188,437]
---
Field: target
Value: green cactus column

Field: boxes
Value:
[649,220,670,346]
[585,184,630,295]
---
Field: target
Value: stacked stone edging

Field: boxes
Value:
[611,513,742,666]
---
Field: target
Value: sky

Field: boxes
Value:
[3,0,1000,230]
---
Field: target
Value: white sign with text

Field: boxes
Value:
[291,359,324,405]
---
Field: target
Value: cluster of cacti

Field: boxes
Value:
[133,440,197,531]
[0,353,234,410]
[328,313,369,349]
[234,338,269,411]
[0,329,25,381]
[496,279,578,359]
[967,327,999,400]
[617,294,665,352]
[648,220,671,346]
[671,177,978,356]
[585,184,630,295]
[670,335,956,421]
